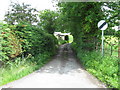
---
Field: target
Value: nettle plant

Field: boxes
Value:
[0,23,11,61]
[0,23,22,62]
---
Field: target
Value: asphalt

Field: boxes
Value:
[0,44,107,89]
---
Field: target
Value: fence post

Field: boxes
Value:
[118,38,120,59]
[110,44,112,56]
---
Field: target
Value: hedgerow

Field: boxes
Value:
[0,22,58,86]
[13,23,58,56]
[0,22,22,62]
[0,22,58,64]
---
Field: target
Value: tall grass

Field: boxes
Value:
[71,35,119,88]
[0,52,52,86]
[75,49,118,88]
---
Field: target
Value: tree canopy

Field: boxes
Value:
[39,9,58,34]
[57,2,104,50]
[4,2,38,25]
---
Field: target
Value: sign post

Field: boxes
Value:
[101,30,104,56]
[98,20,108,56]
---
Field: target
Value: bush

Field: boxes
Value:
[0,22,58,86]
[72,43,118,88]
[0,22,58,65]
[12,23,58,56]
[0,52,51,86]
[0,23,22,62]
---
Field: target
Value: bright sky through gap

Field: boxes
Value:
[0,0,57,21]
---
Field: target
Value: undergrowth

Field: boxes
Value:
[76,49,119,88]
[0,52,52,86]
[71,42,119,88]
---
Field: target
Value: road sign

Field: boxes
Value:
[98,20,108,30]
[98,20,108,57]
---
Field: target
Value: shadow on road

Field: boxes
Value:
[0,44,107,88]
[35,43,83,74]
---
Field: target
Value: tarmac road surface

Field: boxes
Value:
[0,44,107,89]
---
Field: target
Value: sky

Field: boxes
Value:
[0,0,57,21]
[0,0,118,31]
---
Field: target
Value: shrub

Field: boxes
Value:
[0,22,58,86]
[72,43,118,88]
[0,52,51,86]
[13,23,58,56]
[0,22,58,64]
[0,23,22,62]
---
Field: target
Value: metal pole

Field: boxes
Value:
[102,30,104,57]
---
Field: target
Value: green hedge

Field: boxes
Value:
[13,23,58,56]
[0,23,22,62]
[0,22,58,85]
[0,22,58,63]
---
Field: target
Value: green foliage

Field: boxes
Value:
[68,35,73,43]
[57,2,119,52]
[0,1,59,87]
[58,2,119,88]
[102,2,119,58]
[4,2,38,25]
[12,22,58,56]
[0,23,10,61]
[0,1,58,84]
[105,36,118,50]
[39,10,58,34]
[0,22,22,62]
[0,52,51,86]
[0,21,58,67]
[58,39,66,45]
[102,2,119,44]
[0,22,58,86]
[103,2,119,27]
[57,2,104,50]
[72,43,118,88]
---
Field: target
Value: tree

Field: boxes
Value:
[4,2,38,25]
[38,9,58,34]
[102,2,120,58]
[57,2,119,57]
[57,2,104,50]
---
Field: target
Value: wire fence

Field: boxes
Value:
[104,41,118,56]
[95,41,118,58]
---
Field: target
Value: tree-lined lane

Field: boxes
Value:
[0,44,106,88]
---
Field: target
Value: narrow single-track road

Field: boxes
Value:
[0,44,107,89]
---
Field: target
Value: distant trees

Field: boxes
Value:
[57,2,103,50]
[4,2,38,25]
[39,9,58,34]
[1,2,59,62]
[102,2,119,58]
[4,2,60,34]
[57,2,119,57]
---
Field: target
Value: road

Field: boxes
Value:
[0,44,107,89]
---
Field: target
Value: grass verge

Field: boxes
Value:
[72,46,118,88]
[79,50,118,88]
[0,52,52,86]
